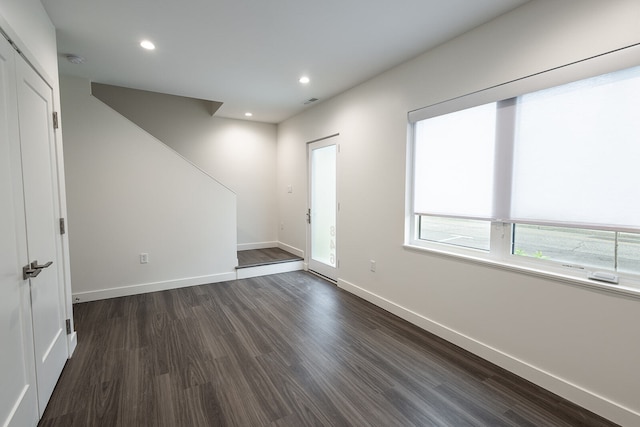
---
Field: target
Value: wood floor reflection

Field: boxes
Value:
[39,271,617,426]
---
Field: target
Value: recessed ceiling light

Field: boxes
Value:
[140,40,155,50]
[299,76,310,84]
[245,112,253,117]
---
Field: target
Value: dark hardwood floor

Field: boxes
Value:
[39,271,617,426]
[237,247,302,268]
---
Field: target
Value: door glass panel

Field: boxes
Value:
[311,145,336,267]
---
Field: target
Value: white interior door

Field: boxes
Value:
[15,52,68,416]
[0,37,39,427]
[308,136,338,281]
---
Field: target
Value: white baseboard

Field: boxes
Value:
[277,242,304,258]
[236,260,304,279]
[237,241,279,251]
[337,278,639,427]
[72,271,237,303]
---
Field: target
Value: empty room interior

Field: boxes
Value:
[2,0,640,426]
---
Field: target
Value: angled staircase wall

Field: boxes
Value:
[61,75,238,302]
[90,83,279,250]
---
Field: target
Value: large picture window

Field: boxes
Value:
[408,57,640,289]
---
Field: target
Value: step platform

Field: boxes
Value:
[236,247,304,279]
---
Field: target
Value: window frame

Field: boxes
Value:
[405,43,640,295]
[509,224,640,282]
[407,218,640,295]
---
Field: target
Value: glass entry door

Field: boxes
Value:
[308,137,337,281]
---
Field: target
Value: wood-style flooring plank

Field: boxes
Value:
[39,271,619,427]
[237,248,303,268]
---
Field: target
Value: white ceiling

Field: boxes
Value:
[42,0,529,123]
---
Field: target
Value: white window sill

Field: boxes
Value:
[403,243,640,300]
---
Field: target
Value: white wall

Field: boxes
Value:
[277,1,640,425]
[60,75,238,301]
[159,116,278,249]
[89,83,278,249]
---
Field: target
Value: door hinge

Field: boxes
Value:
[66,319,72,335]
[59,218,66,235]
[53,111,59,129]
[306,208,311,224]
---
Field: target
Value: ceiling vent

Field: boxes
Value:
[304,97,319,105]
[65,54,86,64]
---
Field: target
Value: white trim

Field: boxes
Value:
[337,278,640,427]
[236,260,303,279]
[237,241,279,251]
[67,331,77,357]
[0,16,55,89]
[72,272,236,303]
[404,243,640,300]
[277,241,304,258]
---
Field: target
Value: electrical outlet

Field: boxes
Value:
[370,260,376,272]
[280,222,284,230]
[287,185,293,193]
[140,253,149,264]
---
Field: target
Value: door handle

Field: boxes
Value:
[23,260,53,280]
[31,260,53,270]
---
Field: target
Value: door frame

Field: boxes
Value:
[306,134,339,281]
[0,21,75,357]
[15,53,70,415]
[0,19,76,422]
